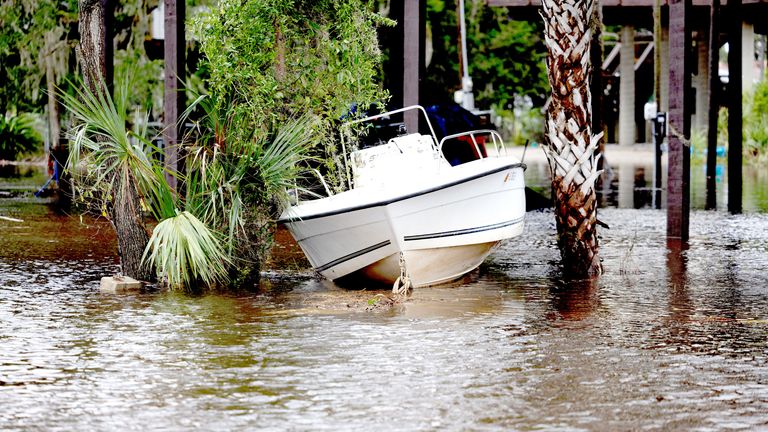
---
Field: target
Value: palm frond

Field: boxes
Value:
[58,79,176,216]
[257,116,321,210]
[142,210,231,290]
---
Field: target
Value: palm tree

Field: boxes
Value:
[61,77,160,281]
[540,0,603,277]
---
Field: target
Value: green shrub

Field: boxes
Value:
[745,79,768,161]
[0,112,43,161]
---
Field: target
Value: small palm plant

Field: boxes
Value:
[0,111,43,161]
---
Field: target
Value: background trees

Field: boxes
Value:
[422,0,548,143]
[424,0,548,109]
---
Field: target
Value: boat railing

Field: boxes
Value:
[438,129,508,160]
[340,105,442,188]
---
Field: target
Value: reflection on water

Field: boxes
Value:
[2,191,768,430]
[524,155,768,212]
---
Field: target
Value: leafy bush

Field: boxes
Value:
[0,112,43,161]
[745,79,768,161]
[192,0,391,191]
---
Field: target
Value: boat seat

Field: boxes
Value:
[350,134,448,189]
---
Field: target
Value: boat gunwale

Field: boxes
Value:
[278,161,526,224]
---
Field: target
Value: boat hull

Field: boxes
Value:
[279,157,526,287]
[344,241,501,287]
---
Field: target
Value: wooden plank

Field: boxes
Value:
[163,0,185,191]
[667,0,691,241]
[727,0,742,213]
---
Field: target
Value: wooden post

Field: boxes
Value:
[403,0,424,132]
[384,0,424,133]
[653,0,663,209]
[727,0,742,214]
[667,0,691,242]
[705,0,720,210]
[163,0,185,191]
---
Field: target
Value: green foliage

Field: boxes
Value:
[57,0,386,290]
[114,49,164,118]
[183,92,320,265]
[745,79,768,161]
[61,72,320,291]
[424,0,548,109]
[142,210,231,289]
[0,0,78,112]
[192,0,390,190]
[60,77,164,217]
[0,112,44,160]
[0,0,164,115]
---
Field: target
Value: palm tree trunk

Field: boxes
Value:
[79,0,152,281]
[541,0,603,277]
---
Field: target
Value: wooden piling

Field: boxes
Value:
[727,0,742,214]
[667,0,692,242]
[383,0,424,133]
[402,0,424,132]
[705,0,720,210]
[163,0,185,191]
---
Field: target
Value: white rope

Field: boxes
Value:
[392,252,412,297]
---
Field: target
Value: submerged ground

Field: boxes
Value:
[1,161,767,430]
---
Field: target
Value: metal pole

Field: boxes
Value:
[458,0,474,111]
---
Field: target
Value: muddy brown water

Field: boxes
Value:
[1,163,768,431]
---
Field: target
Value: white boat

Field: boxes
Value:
[278,106,526,288]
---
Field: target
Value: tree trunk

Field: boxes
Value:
[114,169,152,280]
[541,0,603,277]
[78,0,107,92]
[79,0,152,281]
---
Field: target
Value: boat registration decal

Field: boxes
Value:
[315,240,392,273]
[403,217,525,242]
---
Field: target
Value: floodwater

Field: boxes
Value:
[2,162,768,431]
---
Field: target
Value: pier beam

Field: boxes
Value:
[619,25,636,146]
[727,0,742,214]
[163,0,185,191]
[667,0,692,242]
